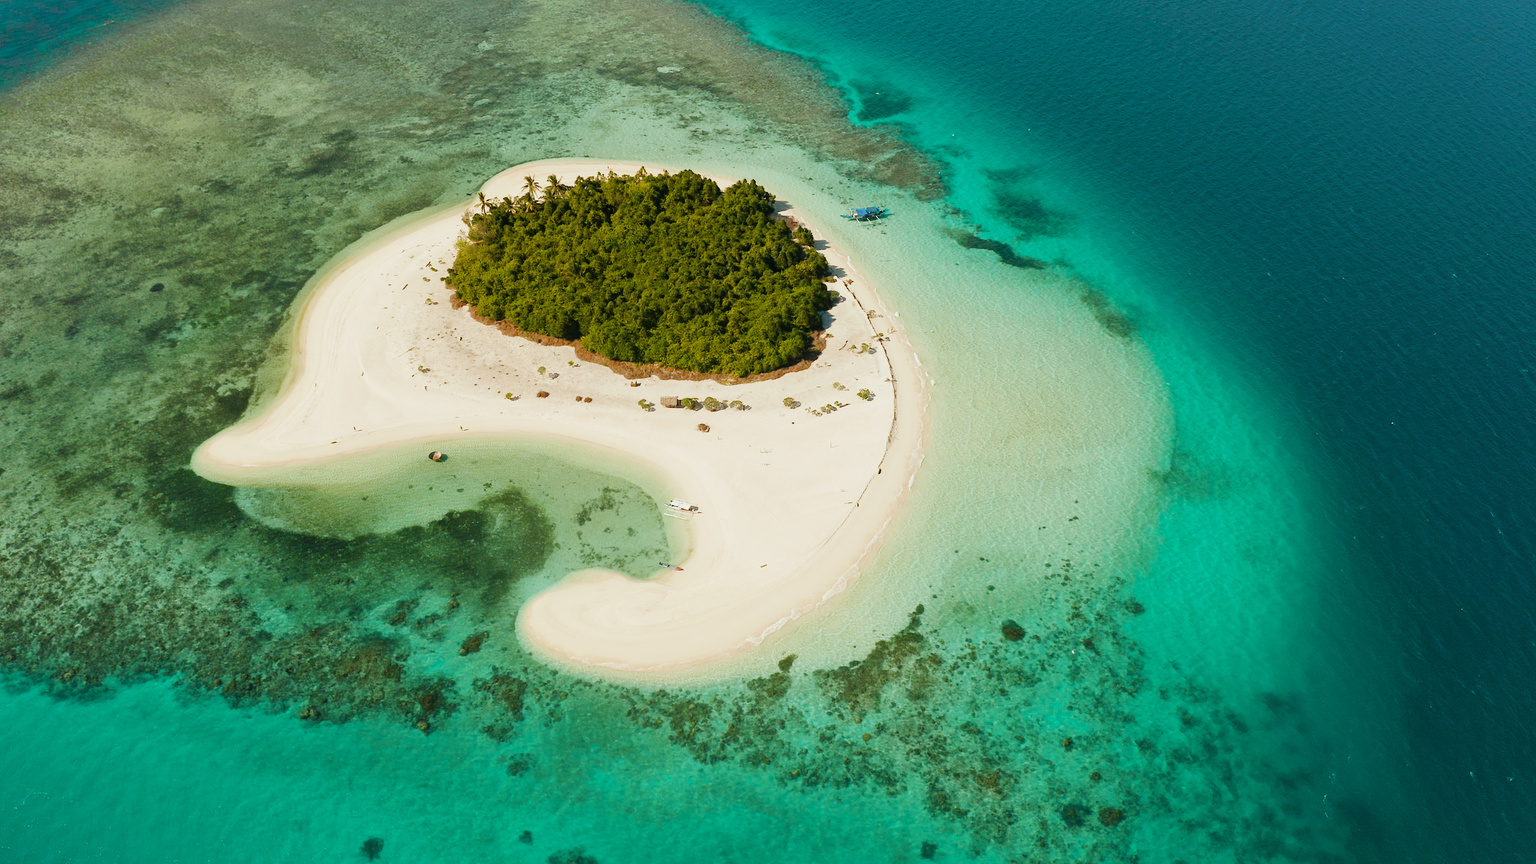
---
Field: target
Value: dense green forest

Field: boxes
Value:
[447,169,834,376]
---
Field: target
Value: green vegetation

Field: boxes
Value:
[448,170,834,376]
[857,388,874,401]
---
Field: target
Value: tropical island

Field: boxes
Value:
[450,169,834,377]
[191,159,927,680]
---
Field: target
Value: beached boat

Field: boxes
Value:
[841,206,889,222]
[663,498,698,519]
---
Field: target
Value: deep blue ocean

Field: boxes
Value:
[2,0,1532,860]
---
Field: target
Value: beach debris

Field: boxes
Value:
[637,399,654,411]
[536,391,549,398]
[427,450,446,462]
[697,423,710,432]
[857,388,874,401]
[730,400,749,410]
[583,396,592,403]
[832,382,847,390]
[504,392,517,400]
[361,837,384,860]
[704,396,725,412]
[783,396,799,408]
[660,396,681,408]
[657,562,684,571]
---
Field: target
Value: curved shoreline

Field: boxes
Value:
[193,158,928,679]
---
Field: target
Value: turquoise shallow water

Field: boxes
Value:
[3,0,1531,860]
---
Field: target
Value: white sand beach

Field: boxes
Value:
[193,158,927,676]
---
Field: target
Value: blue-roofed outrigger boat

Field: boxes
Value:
[841,206,890,222]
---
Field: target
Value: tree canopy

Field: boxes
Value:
[446,169,833,377]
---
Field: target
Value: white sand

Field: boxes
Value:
[193,159,926,676]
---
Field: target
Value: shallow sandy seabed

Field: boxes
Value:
[194,158,927,678]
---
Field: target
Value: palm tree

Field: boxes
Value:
[522,175,539,199]
[542,175,571,202]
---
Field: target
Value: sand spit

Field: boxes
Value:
[193,159,927,677]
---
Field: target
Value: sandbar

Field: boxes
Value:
[192,158,927,676]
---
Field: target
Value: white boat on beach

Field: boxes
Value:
[663,498,698,518]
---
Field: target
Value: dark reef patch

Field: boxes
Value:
[953,231,1047,270]
[245,486,556,616]
[1098,806,1126,827]
[288,129,362,179]
[1061,802,1091,828]
[459,630,489,655]
[990,189,1070,242]
[474,670,528,742]
[982,167,1073,241]
[144,468,244,533]
[850,80,914,123]
[1078,287,1138,339]
[814,605,926,717]
[1150,448,1229,499]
